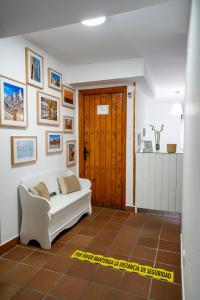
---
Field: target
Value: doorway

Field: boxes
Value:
[79,86,127,209]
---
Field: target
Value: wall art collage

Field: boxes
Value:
[0,47,76,166]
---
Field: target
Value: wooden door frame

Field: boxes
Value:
[78,86,127,209]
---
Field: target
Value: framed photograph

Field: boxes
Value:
[0,76,27,127]
[48,68,62,91]
[11,136,37,165]
[63,116,74,133]
[46,131,63,154]
[66,140,76,166]
[37,91,60,126]
[25,47,44,89]
[144,141,153,153]
[62,85,75,109]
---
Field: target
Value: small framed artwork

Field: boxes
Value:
[11,136,37,166]
[0,76,27,127]
[66,140,76,166]
[37,91,60,126]
[63,116,74,133]
[144,141,153,153]
[48,68,62,91]
[25,47,44,89]
[46,131,63,154]
[62,85,75,109]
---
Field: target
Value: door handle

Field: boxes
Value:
[83,147,90,161]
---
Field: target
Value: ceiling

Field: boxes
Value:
[23,0,190,96]
[0,0,170,38]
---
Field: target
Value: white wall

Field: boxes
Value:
[0,36,75,245]
[146,100,184,152]
[135,84,148,152]
[68,58,144,84]
[182,0,200,299]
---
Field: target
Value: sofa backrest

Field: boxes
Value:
[21,168,74,194]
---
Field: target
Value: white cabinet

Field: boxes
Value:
[136,153,183,213]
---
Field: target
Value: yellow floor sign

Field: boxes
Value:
[71,250,174,283]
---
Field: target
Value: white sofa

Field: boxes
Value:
[18,169,92,249]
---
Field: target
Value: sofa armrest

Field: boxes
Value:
[79,178,92,190]
[19,184,51,213]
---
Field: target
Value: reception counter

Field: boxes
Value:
[136,152,183,213]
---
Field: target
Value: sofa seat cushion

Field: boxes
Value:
[49,189,91,215]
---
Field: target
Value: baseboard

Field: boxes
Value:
[0,236,19,255]
[180,233,185,300]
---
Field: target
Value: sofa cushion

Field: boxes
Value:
[49,189,91,215]
[58,175,81,195]
[29,182,50,201]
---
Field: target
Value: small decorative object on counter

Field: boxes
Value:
[143,141,153,153]
[167,144,177,153]
[149,124,164,151]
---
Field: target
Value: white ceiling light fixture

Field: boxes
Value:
[81,16,106,26]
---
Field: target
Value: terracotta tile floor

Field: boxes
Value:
[0,206,182,300]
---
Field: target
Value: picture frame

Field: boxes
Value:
[66,140,76,166]
[63,116,74,133]
[144,140,153,153]
[62,85,75,109]
[48,68,62,91]
[11,136,37,166]
[25,47,44,89]
[0,76,27,128]
[46,131,63,154]
[37,91,60,126]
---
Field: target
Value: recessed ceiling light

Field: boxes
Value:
[81,16,106,26]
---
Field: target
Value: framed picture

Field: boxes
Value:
[25,47,44,89]
[0,76,27,127]
[63,116,74,133]
[62,85,75,109]
[46,131,63,154]
[11,136,37,165]
[144,141,153,153]
[66,140,76,166]
[48,68,62,91]
[37,91,60,126]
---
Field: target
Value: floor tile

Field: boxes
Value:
[12,288,44,300]
[79,227,100,237]
[92,265,123,287]
[114,290,147,300]
[0,282,20,299]
[43,255,73,273]
[120,272,151,297]
[131,245,156,261]
[96,229,118,240]
[3,246,33,262]
[160,230,180,242]
[67,260,97,280]
[159,240,180,253]
[2,263,38,285]
[80,282,115,300]
[50,274,88,299]
[69,234,93,248]
[137,237,158,249]
[25,269,61,293]
[23,251,53,267]
[156,250,180,266]
[0,258,17,280]
[150,279,182,300]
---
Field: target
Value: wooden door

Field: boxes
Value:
[79,87,127,209]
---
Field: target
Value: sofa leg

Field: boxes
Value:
[39,238,52,250]
[20,236,30,245]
